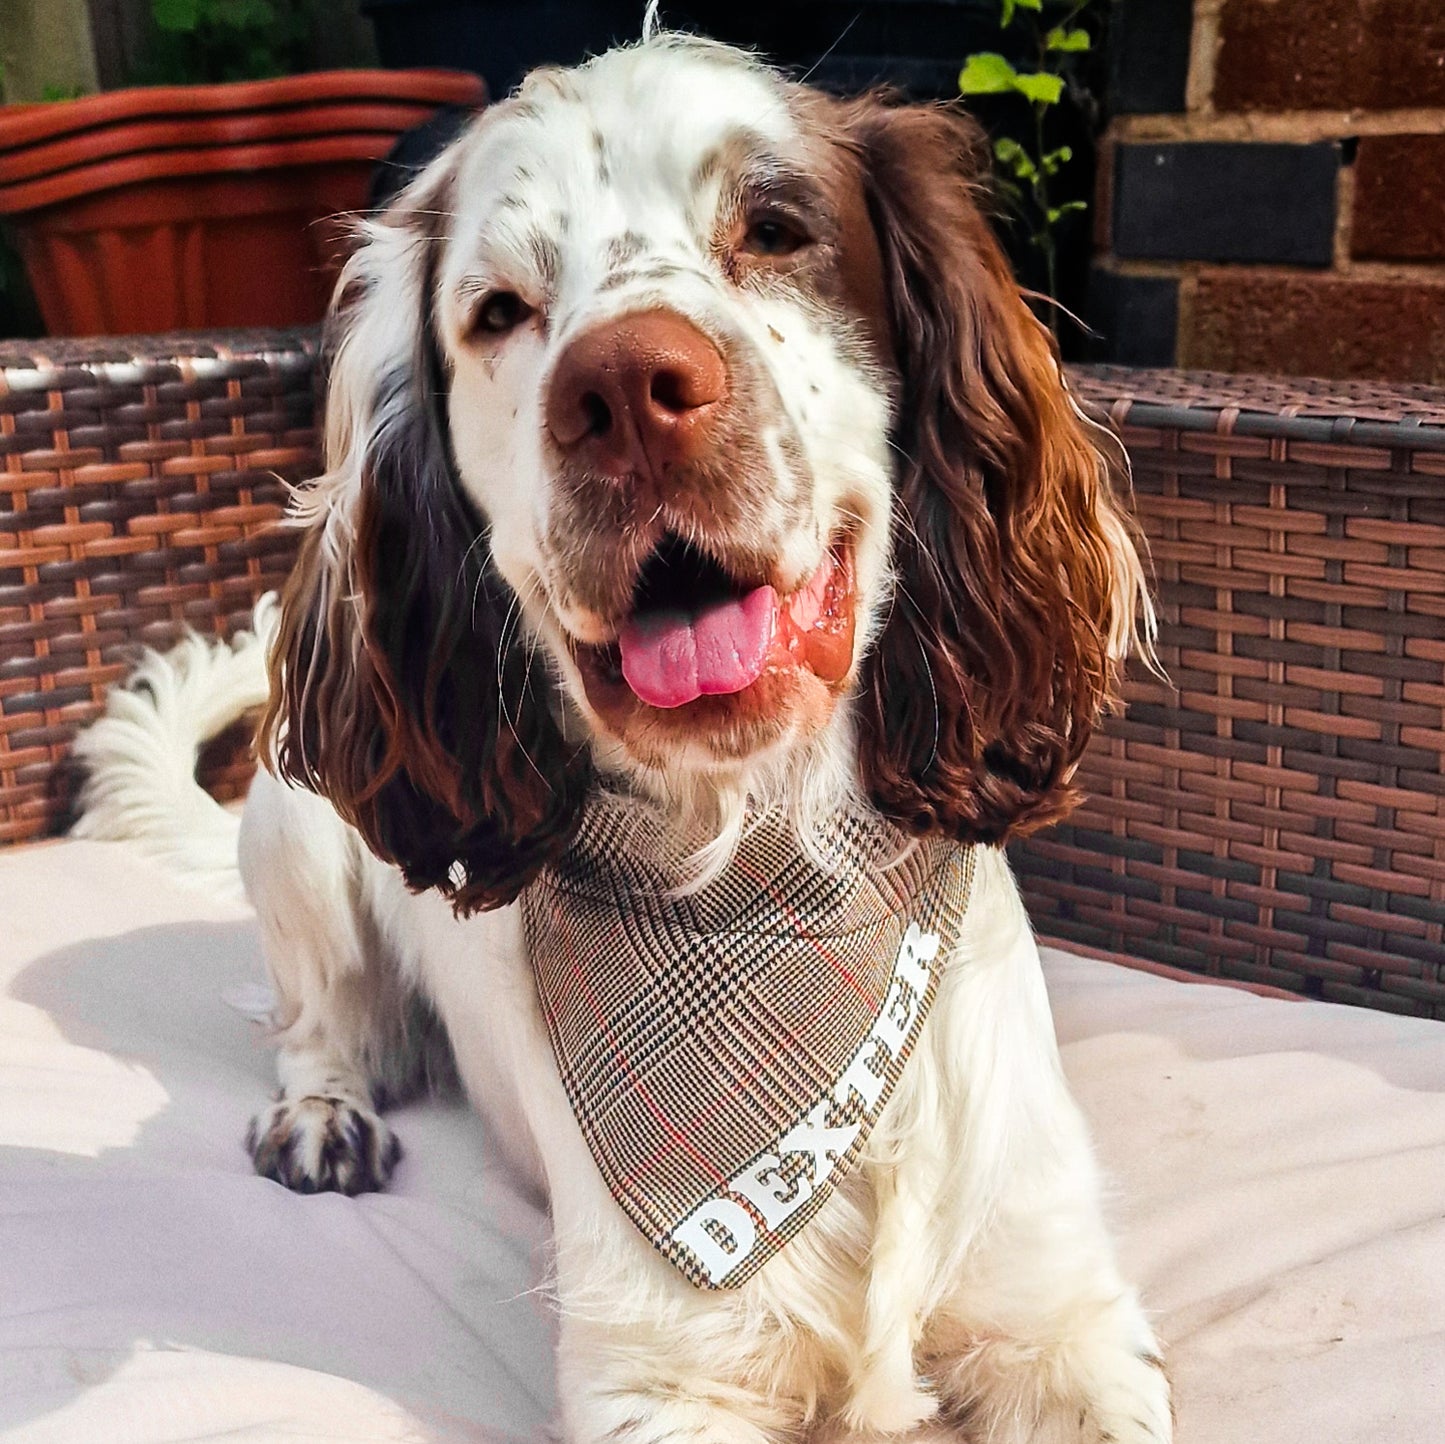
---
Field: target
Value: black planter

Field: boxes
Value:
[361,0,1005,102]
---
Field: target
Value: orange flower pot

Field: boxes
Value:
[0,70,484,335]
[0,102,453,186]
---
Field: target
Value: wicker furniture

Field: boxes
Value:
[2,332,1441,1016]
[1017,370,1445,1019]
[0,330,317,842]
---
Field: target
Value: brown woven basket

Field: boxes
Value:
[2,333,1441,1017]
[1014,368,1445,1019]
[0,330,315,843]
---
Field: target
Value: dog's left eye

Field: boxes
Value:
[742,214,810,258]
[474,291,534,335]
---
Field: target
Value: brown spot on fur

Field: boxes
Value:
[607,232,646,267]
[690,127,772,195]
[528,232,561,294]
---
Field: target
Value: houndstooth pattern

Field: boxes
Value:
[523,792,975,1288]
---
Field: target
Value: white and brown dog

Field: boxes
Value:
[79,30,1170,1444]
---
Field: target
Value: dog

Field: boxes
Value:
[78,31,1171,1444]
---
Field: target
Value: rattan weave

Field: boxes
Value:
[1013,369,1445,1019]
[0,330,316,844]
[1,337,1440,1017]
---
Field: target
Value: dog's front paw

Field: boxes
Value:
[1075,1347,1172,1444]
[247,1094,400,1195]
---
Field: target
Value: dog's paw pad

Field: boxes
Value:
[247,1094,401,1196]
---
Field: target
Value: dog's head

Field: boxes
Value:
[265,36,1150,911]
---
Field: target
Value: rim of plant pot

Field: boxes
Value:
[0,133,423,216]
[0,69,484,149]
[0,101,463,187]
[12,163,378,332]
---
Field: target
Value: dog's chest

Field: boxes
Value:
[520,795,974,1289]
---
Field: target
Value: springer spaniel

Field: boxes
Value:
[88,30,1173,1444]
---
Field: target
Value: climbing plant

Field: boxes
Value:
[960,0,1108,334]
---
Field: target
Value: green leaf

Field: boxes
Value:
[1011,69,1065,104]
[1045,200,1088,224]
[152,0,203,32]
[1045,26,1091,52]
[994,137,1038,181]
[959,52,1019,95]
[1040,144,1074,175]
[1001,0,1015,25]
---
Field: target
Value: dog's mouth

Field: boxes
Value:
[570,532,856,713]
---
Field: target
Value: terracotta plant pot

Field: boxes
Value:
[0,70,484,335]
[0,103,452,186]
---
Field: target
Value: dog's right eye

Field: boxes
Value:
[474,291,534,336]
[742,214,810,258]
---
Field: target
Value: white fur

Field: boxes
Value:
[232,768,1170,1442]
[76,35,1170,1444]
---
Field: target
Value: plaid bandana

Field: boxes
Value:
[521,793,975,1289]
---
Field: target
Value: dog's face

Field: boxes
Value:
[435,45,895,771]
[265,37,1150,912]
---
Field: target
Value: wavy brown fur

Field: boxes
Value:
[262,257,591,914]
[844,97,1135,844]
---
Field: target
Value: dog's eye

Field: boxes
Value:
[474,291,533,336]
[742,214,809,258]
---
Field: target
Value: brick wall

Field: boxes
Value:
[1092,0,1445,381]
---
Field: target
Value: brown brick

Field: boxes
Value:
[1184,274,1445,382]
[1215,0,1445,112]
[1353,135,1445,261]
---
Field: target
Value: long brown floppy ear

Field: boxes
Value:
[846,97,1151,843]
[262,153,591,913]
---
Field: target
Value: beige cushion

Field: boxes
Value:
[2,839,1442,1442]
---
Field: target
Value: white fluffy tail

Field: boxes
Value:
[72,594,279,903]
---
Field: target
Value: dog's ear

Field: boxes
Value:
[844,98,1151,843]
[263,147,591,913]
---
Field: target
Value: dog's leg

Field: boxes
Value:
[927,1301,1171,1444]
[408,895,797,1443]
[921,1189,1171,1444]
[556,1325,797,1444]
[903,860,1171,1444]
[240,771,427,1194]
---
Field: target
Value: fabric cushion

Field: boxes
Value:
[1,840,1441,1442]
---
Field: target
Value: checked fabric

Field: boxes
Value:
[521,792,975,1289]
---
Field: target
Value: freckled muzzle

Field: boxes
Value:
[537,307,852,754]
[539,304,810,629]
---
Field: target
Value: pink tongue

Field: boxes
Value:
[619,585,779,709]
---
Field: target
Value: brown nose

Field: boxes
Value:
[546,310,728,480]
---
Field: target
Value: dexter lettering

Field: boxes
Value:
[668,922,941,1285]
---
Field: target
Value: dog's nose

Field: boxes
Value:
[546,310,728,479]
